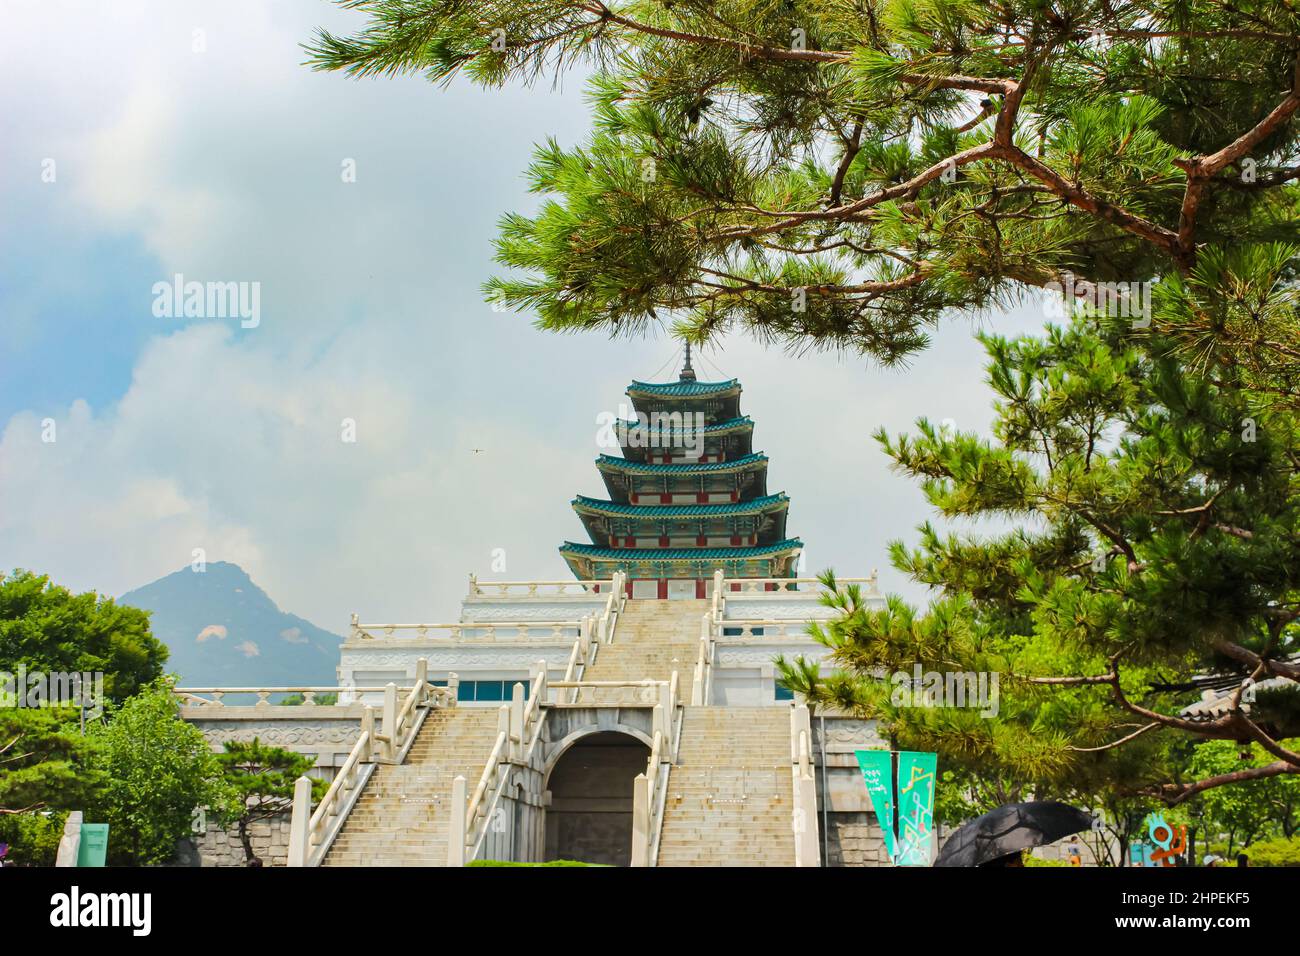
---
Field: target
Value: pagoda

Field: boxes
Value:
[560,347,802,598]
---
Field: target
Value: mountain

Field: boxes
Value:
[119,562,343,687]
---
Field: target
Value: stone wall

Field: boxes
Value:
[192,812,292,867]
[824,811,892,866]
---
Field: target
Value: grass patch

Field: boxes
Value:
[467,859,605,867]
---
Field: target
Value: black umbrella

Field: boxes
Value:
[934,801,1094,867]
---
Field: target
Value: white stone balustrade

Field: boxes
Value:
[287,657,446,867]
[347,620,583,644]
[726,572,881,595]
[467,575,613,597]
[174,685,418,707]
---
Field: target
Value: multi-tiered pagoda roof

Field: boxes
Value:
[560,350,802,595]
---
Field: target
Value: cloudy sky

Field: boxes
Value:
[0,0,1044,633]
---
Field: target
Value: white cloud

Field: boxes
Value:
[0,0,1057,641]
[234,640,260,658]
[196,624,228,643]
[279,627,305,644]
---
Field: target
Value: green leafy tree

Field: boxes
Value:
[1189,739,1300,853]
[308,1,1300,372]
[278,692,338,706]
[0,706,104,865]
[214,739,325,864]
[0,707,104,816]
[778,312,1300,805]
[0,569,167,703]
[89,681,233,866]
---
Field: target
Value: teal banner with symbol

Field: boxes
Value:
[854,750,897,861]
[895,751,937,866]
[855,749,938,866]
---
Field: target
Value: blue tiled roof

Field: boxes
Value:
[595,452,767,475]
[572,493,788,517]
[617,415,753,435]
[559,538,802,561]
[627,379,740,397]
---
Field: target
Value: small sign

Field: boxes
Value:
[76,823,110,868]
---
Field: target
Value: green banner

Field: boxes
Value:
[895,751,937,867]
[854,750,897,861]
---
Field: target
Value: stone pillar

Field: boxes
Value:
[381,682,397,762]
[55,810,83,867]
[285,776,313,867]
[447,775,467,867]
[630,773,650,867]
[359,706,375,764]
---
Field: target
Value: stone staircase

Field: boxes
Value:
[584,599,702,695]
[656,706,796,867]
[321,707,501,866]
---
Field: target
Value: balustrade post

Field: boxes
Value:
[447,775,467,867]
[447,672,460,706]
[652,702,667,741]
[359,706,375,763]
[286,775,314,867]
[631,773,650,867]
[509,682,525,760]
[415,657,429,700]
[382,682,397,762]
[533,660,548,716]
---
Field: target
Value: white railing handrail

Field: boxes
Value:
[467,575,614,597]
[349,620,583,644]
[307,729,369,843]
[175,685,416,707]
[549,679,669,688]
[353,619,582,630]
[726,573,880,593]
[691,571,726,706]
[465,726,510,827]
[463,662,552,861]
[289,658,448,866]
[714,619,825,640]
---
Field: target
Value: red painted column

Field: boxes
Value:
[657,579,668,600]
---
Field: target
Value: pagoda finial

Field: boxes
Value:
[680,341,697,382]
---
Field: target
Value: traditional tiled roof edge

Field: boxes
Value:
[572,493,789,518]
[594,452,768,475]
[559,538,802,561]
[626,379,740,398]
[617,414,753,434]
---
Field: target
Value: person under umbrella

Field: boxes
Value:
[935,801,1095,867]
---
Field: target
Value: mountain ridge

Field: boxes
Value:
[119,561,342,687]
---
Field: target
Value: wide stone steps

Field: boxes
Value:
[321,708,500,866]
[656,706,796,867]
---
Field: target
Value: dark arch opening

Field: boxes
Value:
[544,731,651,866]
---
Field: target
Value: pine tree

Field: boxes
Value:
[215,739,325,865]
[308,1,1300,373]
[777,312,1300,803]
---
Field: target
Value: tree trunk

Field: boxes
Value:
[238,816,254,864]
